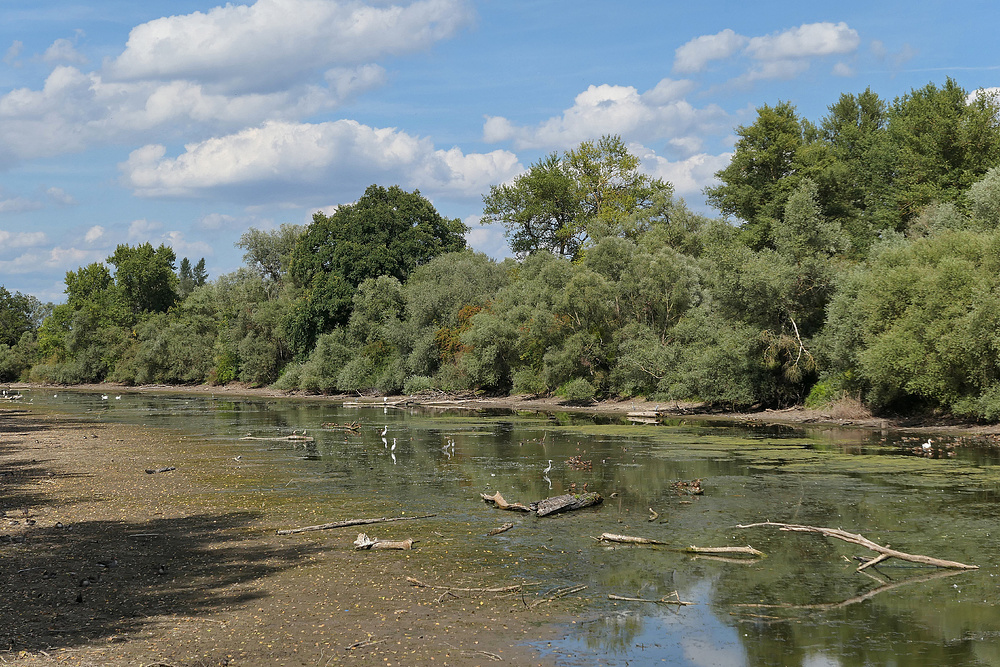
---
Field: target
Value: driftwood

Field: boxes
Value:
[533,492,603,517]
[609,591,693,606]
[240,434,314,442]
[595,533,666,545]
[530,584,588,608]
[737,521,978,570]
[480,491,531,512]
[144,466,176,474]
[684,545,764,557]
[406,577,522,594]
[486,522,514,536]
[482,491,603,517]
[353,533,414,550]
[277,513,436,535]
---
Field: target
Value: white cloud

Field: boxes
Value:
[42,38,88,65]
[745,22,859,61]
[0,1,472,165]
[160,230,214,256]
[105,0,473,94]
[832,62,854,77]
[84,225,105,243]
[128,218,162,240]
[4,40,22,65]
[120,119,523,201]
[673,29,748,74]
[45,187,77,205]
[969,87,1000,105]
[633,144,732,197]
[0,196,43,214]
[0,229,47,249]
[482,78,726,151]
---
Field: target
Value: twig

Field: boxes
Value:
[530,584,588,608]
[684,545,764,556]
[594,533,666,545]
[406,576,521,593]
[736,522,977,570]
[277,514,436,535]
[608,592,693,606]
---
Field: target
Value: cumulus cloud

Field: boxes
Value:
[128,218,163,240]
[672,22,860,83]
[105,0,473,94]
[0,1,472,165]
[673,29,748,74]
[42,38,88,65]
[482,78,726,151]
[635,147,732,197]
[45,187,77,206]
[84,225,105,244]
[120,119,523,201]
[745,22,859,61]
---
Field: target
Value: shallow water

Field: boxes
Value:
[18,390,1000,666]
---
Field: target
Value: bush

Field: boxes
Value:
[557,377,595,404]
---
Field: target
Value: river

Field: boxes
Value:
[16,390,1000,666]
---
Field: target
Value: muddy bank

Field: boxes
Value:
[0,405,564,666]
[8,381,997,435]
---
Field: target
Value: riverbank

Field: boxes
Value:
[0,402,564,666]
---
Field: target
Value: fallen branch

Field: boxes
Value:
[736,522,977,570]
[277,513,436,535]
[406,576,521,593]
[684,545,764,557]
[609,591,693,606]
[533,492,603,517]
[530,584,587,608]
[353,533,415,550]
[144,466,176,474]
[487,522,514,536]
[480,491,531,512]
[594,533,666,545]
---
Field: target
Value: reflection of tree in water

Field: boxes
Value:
[579,611,647,653]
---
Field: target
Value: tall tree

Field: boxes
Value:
[0,287,36,347]
[237,224,305,282]
[482,135,672,259]
[705,101,830,249]
[286,184,466,354]
[107,243,179,323]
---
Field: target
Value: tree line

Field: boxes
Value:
[3,78,1000,418]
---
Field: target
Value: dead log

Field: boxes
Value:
[737,521,977,570]
[595,533,666,545]
[353,533,414,550]
[277,513,435,535]
[144,466,176,474]
[533,492,603,517]
[480,491,531,512]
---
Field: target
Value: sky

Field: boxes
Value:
[1,0,998,302]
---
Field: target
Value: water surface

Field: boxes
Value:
[18,390,1000,666]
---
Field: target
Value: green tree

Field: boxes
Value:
[286,184,466,354]
[107,243,179,323]
[0,287,37,347]
[705,102,830,249]
[237,224,305,282]
[482,135,672,259]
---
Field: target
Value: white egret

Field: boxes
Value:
[391,437,397,452]
[380,425,388,437]
[922,439,933,451]
[543,460,553,474]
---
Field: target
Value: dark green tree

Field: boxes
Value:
[0,287,36,347]
[107,243,179,323]
[285,185,466,355]
[705,102,830,249]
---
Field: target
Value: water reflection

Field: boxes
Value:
[18,389,1000,666]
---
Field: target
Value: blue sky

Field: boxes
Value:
[1,0,998,301]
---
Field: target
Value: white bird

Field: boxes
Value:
[922,439,933,451]
[115,395,121,400]
[391,437,397,452]
[543,459,553,474]
[380,425,388,437]
[101,394,108,400]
